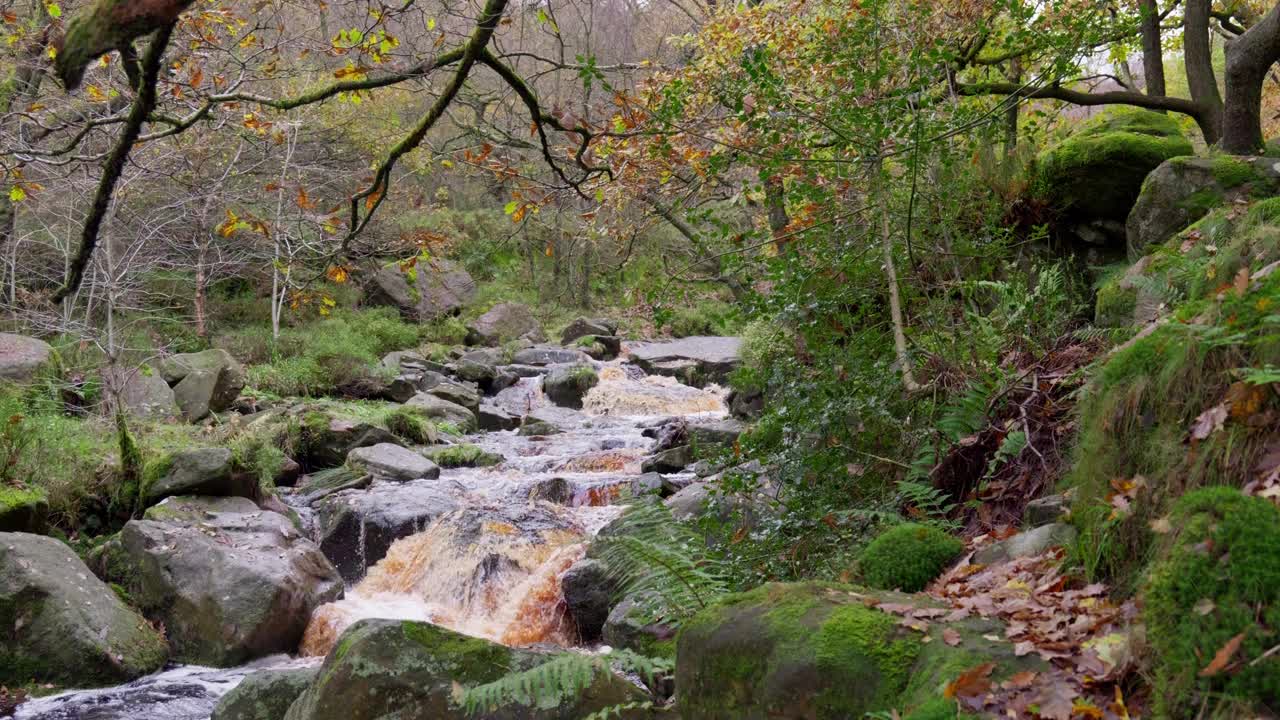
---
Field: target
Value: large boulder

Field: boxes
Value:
[512,346,592,366]
[676,582,1043,720]
[1033,108,1192,248]
[465,302,545,346]
[478,402,521,431]
[96,496,343,666]
[212,666,319,720]
[543,364,599,409]
[282,619,651,720]
[404,392,477,432]
[561,317,618,344]
[317,480,461,583]
[363,258,477,322]
[0,333,51,382]
[628,336,742,387]
[104,365,179,420]
[560,558,613,642]
[143,447,246,506]
[0,486,48,533]
[298,410,403,470]
[0,532,167,686]
[1126,154,1280,257]
[161,349,247,420]
[345,443,440,482]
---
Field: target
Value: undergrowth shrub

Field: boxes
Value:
[1143,487,1280,717]
[858,523,963,592]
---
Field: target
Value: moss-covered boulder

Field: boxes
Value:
[212,666,319,720]
[160,348,247,420]
[1126,154,1280,258]
[1034,108,1192,246]
[282,619,652,720]
[0,485,48,533]
[142,447,247,507]
[859,523,963,592]
[1143,488,1280,717]
[0,531,167,686]
[465,302,545,347]
[675,582,1042,720]
[543,364,600,409]
[0,333,52,383]
[421,443,502,468]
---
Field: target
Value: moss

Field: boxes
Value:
[0,485,46,513]
[1094,282,1138,327]
[422,443,501,468]
[384,406,438,445]
[903,698,979,720]
[858,523,963,592]
[1209,154,1260,187]
[1144,488,1280,717]
[813,604,919,713]
[1177,187,1226,215]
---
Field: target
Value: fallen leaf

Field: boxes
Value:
[1190,404,1229,441]
[1034,679,1078,720]
[942,628,962,646]
[1193,598,1216,616]
[943,662,995,700]
[1199,632,1245,677]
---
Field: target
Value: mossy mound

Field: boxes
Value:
[1034,108,1192,224]
[1143,488,1280,717]
[676,582,1042,720]
[1071,248,1280,587]
[384,406,439,445]
[859,523,963,592]
[421,443,502,468]
[0,485,48,533]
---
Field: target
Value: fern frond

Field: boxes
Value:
[458,649,673,716]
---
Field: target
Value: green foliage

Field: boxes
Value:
[661,298,742,338]
[858,523,963,592]
[1143,488,1280,717]
[228,432,288,490]
[384,406,439,445]
[423,443,501,467]
[459,649,669,718]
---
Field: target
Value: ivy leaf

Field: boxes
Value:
[8,186,24,202]
[504,200,518,215]
[44,2,61,18]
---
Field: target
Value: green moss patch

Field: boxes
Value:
[859,523,963,592]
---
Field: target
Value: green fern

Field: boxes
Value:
[459,648,671,717]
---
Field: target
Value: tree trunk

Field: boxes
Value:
[1184,0,1224,143]
[762,172,791,252]
[873,163,919,394]
[194,250,207,338]
[1003,59,1021,153]
[1221,2,1280,153]
[1139,0,1166,99]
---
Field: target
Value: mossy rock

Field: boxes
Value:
[0,485,48,533]
[421,443,502,468]
[282,619,651,720]
[1143,487,1280,717]
[212,666,318,720]
[675,582,1042,720]
[1034,108,1192,226]
[859,523,964,592]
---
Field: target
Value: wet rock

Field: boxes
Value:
[362,259,476,322]
[160,349,247,420]
[421,443,502,468]
[97,496,343,666]
[561,317,618,344]
[519,420,562,437]
[404,392,477,432]
[1024,494,1069,527]
[543,364,600,410]
[603,594,676,658]
[211,666,318,720]
[298,412,403,470]
[346,443,440,482]
[578,335,622,361]
[727,387,764,419]
[104,365,179,420]
[630,472,665,497]
[676,582,1045,719]
[465,302,545,346]
[511,346,591,366]
[490,369,519,394]
[660,474,696,496]
[317,481,461,584]
[628,336,741,387]
[561,558,613,642]
[1128,155,1280,257]
[502,363,551,378]
[973,522,1078,565]
[478,403,521,431]
[144,447,247,506]
[426,379,481,411]
[0,532,168,686]
[689,419,744,446]
[528,476,573,503]
[642,445,694,473]
[0,333,52,382]
[0,487,48,533]
[282,619,649,720]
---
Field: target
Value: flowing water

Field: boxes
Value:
[13,360,727,720]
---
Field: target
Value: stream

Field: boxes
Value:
[13,361,727,720]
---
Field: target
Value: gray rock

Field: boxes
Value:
[0,532,167,686]
[346,443,440,482]
[160,349,246,419]
[144,447,243,506]
[502,363,551,378]
[543,364,599,410]
[404,392,477,432]
[1024,494,1069,527]
[642,445,694,474]
[664,481,712,521]
[465,302,544,346]
[689,419,745,446]
[561,558,613,642]
[104,365,179,420]
[630,472,665,497]
[427,380,481,411]
[528,476,573,503]
[727,387,764,419]
[1127,155,1280,257]
[380,350,427,371]
[519,420,562,437]
[627,336,742,387]
[454,358,498,385]
[317,481,461,583]
[0,333,51,383]
[98,496,343,666]
[363,259,476,322]
[973,523,1079,565]
[477,403,521,431]
[511,346,591,366]
[211,666,319,720]
[298,414,403,470]
[602,594,676,657]
[560,317,618,344]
